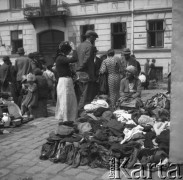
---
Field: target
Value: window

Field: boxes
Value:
[11,30,23,54]
[80,24,94,42]
[111,22,126,49]
[10,0,22,10]
[147,20,165,48]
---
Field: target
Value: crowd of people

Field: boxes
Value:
[0,29,159,121]
[0,47,56,119]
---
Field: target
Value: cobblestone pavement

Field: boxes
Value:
[0,87,167,180]
[0,104,110,180]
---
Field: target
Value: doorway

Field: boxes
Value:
[38,30,64,65]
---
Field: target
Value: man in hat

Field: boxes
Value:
[0,56,18,102]
[14,47,32,102]
[121,48,139,75]
[76,30,99,113]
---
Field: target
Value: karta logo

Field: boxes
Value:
[109,158,183,179]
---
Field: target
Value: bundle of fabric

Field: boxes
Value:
[84,99,109,112]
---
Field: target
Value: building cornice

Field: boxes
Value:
[134,7,172,14]
[0,7,172,25]
[0,19,28,26]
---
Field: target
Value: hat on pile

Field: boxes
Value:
[27,73,36,82]
[126,65,137,76]
[85,30,98,38]
[57,125,75,136]
[122,48,131,55]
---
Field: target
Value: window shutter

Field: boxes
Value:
[16,0,22,9]
[122,22,126,32]
[11,31,18,40]
[111,23,114,48]
[80,25,84,42]
[146,21,149,30]
[10,0,15,9]
[163,20,165,30]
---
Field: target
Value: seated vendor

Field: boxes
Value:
[117,65,143,109]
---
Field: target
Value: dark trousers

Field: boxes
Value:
[75,81,96,113]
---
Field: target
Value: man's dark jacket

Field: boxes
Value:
[76,40,95,81]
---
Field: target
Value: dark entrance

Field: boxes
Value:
[38,30,64,65]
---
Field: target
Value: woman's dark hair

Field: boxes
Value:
[107,49,115,57]
[152,58,156,63]
[58,41,72,55]
[47,65,53,71]
[100,54,107,61]
[28,53,34,59]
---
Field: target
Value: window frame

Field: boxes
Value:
[111,22,127,50]
[9,0,22,10]
[11,30,23,54]
[147,19,165,48]
[80,24,95,42]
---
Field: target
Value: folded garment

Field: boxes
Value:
[57,125,75,136]
[121,125,144,144]
[77,122,92,134]
[93,107,109,117]
[84,99,109,112]
[138,115,155,126]
[94,129,109,141]
[91,99,109,108]
[102,111,113,121]
[104,119,125,132]
[153,121,170,136]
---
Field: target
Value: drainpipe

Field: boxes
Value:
[131,0,134,54]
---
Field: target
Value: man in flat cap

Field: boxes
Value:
[121,48,139,76]
[76,30,99,114]
[14,47,32,104]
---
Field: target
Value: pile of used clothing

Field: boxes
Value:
[0,94,22,129]
[40,93,170,171]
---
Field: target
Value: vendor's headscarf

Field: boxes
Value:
[27,73,36,82]
[58,41,72,55]
[126,65,137,76]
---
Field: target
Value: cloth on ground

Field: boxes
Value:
[153,121,170,136]
[138,115,155,126]
[84,99,109,112]
[120,125,144,144]
[77,122,92,134]
[103,119,125,137]
[57,125,75,136]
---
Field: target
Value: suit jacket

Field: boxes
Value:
[14,56,32,81]
[76,40,95,81]
[94,56,103,78]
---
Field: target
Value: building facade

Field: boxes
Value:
[0,0,172,74]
